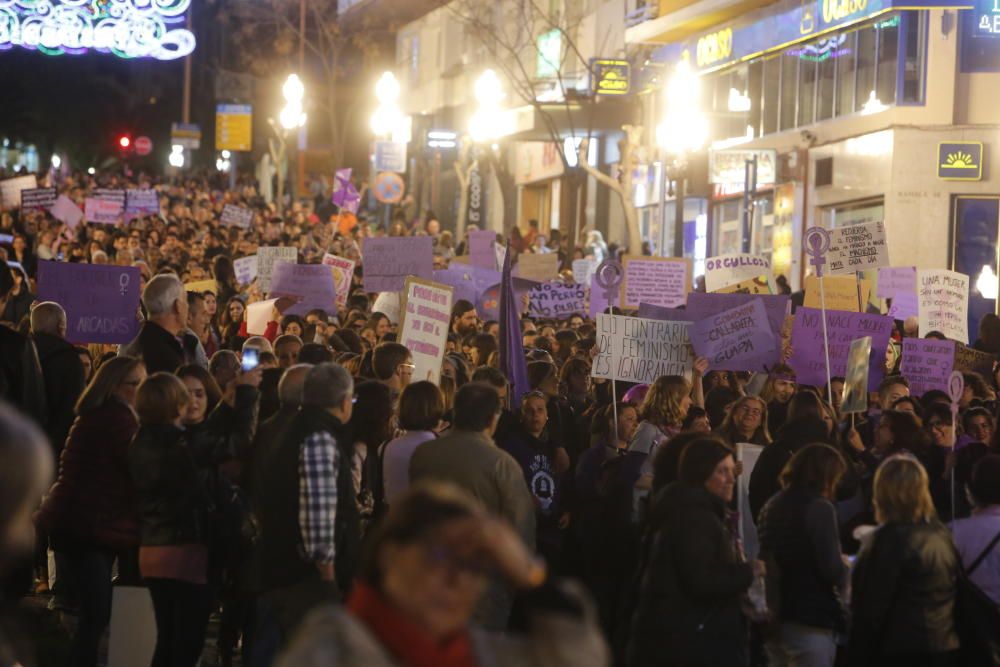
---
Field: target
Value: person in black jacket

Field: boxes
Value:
[758,444,849,667]
[0,259,46,426]
[626,437,764,667]
[118,274,201,375]
[29,302,85,455]
[129,369,259,667]
[848,455,960,667]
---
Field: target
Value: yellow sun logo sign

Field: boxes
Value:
[941,151,977,169]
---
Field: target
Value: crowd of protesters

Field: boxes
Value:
[0,167,997,667]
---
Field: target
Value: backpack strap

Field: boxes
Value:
[967,528,1000,577]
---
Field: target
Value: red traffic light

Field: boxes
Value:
[118,136,131,149]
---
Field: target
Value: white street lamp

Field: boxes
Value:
[469,69,508,143]
[279,73,307,130]
[657,60,708,257]
[51,154,61,170]
[370,71,404,138]
[168,144,185,168]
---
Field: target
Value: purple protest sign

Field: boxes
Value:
[362,237,434,292]
[50,195,83,228]
[900,338,956,396]
[589,273,609,319]
[888,290,919,319]
[269,262,337,316]
[528,283,587,319]
[434,265,501,305]
[468,230,497,270]
[479,277,535,321]
[877,266,916,299]
[788,307,893,391]
[125,189,160,219]
[689,298,776,372]
[84,197,124,225]
[637,302,688,321]
[36,260,141,344]
[685,293,790,372]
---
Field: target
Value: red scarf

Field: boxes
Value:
[347,581,477,667]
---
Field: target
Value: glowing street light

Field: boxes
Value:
[370,71,405,138]
[657,60,709,257]
[51,154,61,170]
[87,167,96,175]
[469,69,510,143]
[279,73,307,130]
[168,144,185,168]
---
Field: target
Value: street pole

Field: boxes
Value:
[673,170,685,258]
[659,151,669,256]
[741,155,758,253]
[296,0,306,201]
[182,12,192,124]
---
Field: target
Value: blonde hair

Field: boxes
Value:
[639,375,691,427]
[718,395,771,444]
[874,455,936,524]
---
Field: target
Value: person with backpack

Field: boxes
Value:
[950,454,1000,666]
[848,455,960,667]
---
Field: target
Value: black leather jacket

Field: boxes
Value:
[129,386,258,547]
[848,520,960,665]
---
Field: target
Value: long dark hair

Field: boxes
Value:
[349,380,394,448]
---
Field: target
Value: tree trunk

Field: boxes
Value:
[579,135,641,255]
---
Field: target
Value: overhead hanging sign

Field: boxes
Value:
[937,142,984,181]
[708,149,777,185]
[216,104,253,152]
[171,123,202,149]
[589,58,631,95]
[374,141,408,173]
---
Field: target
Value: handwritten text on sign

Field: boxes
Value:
[900,338,956,396]
[221,204,254,228]
[704,254,772,292]
[399,278,453,384]
[622,256,690,308]
[36,261,141,344]
[84,197,124,225]
[591,314,693,383]
[256,246,298,294]
[788,307,893,391]
[528,283,587,319]
[322,253,355,311]
[363,237,434,292]
[689,298,776,372]
[918,269,969,343]
[826,221,889,275]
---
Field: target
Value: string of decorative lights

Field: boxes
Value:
[0,0,195,60]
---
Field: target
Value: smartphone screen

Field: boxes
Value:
[241,348,259,372]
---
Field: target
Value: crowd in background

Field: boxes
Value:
[0,168,997,667]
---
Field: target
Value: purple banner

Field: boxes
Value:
[363,237,433,292]
[478,277,535,322]
[589,274,609,319]
[37,260,141,344]
[468,230,497,270]
[685,292,790,372]
[788,307,893,391]
[689,298,776,372]
[433,265,501,305]
[900,338,956,396]
[637,302,688,321]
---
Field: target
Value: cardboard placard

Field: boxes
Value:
[515,253,559,283]
[256,246,298,293]
[788,307,893,391]
[363,237,434,292]
[621,255,691,309]
[918,269,969,343]
[901,338,957,396]
[688,298,776,372]
[528,282,587,319]
[322,253,355,311]
[233,255,258,285]
[826,221,890,276]
[36,261,141,344]
[591,314,694,383]
[221,204,254,228]
[704,253,772,293]
[399,277,454,384]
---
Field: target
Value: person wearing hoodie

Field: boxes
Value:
[626,437,763,667]
[29,302,86,456]
[499,390,570,566]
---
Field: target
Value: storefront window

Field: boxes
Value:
[701,12,924,141]
[953,197,1000,335]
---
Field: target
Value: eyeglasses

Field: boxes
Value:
[398,363,416,374]
[739,407,763,418]
[927,421,947,430]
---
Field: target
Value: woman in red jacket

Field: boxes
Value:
[36,356,147,667]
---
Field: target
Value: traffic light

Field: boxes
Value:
[118,135,131,149]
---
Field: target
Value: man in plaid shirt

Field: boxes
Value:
[291,363,359,590]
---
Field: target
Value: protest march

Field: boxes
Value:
[0,166,998,667]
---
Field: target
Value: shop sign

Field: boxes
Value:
[937,142,984,181]
[590,59,631,95]
[696,28,733,68]
[515,142,564,184]
[974,0,1000,36]
[215,104,252,152]
[652,0,969,73]
[709,149,777,185]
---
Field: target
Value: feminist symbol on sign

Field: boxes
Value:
[804,227,831,278]
[594,259,623,310]
[948,371,964,416]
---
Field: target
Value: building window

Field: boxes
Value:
[701,12,924,141]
